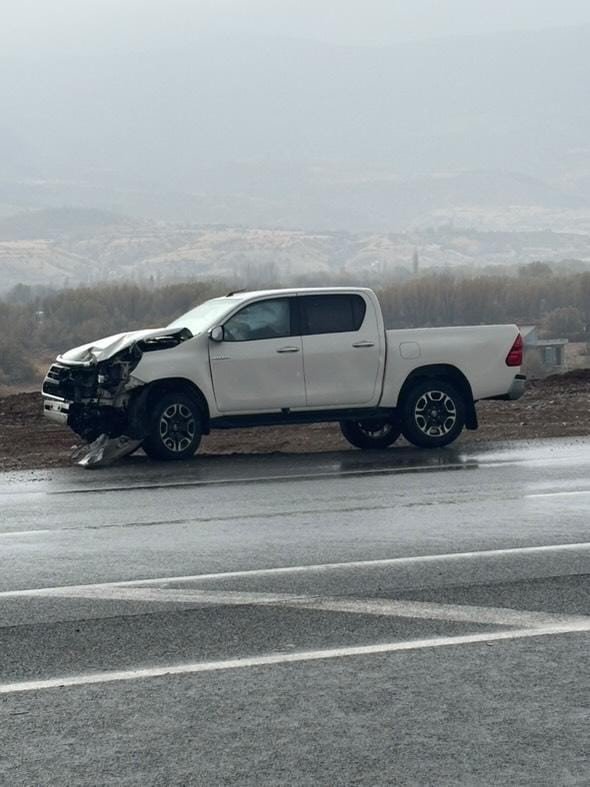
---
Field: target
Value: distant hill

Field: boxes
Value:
[1,217,589,292]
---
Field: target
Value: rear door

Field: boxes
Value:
[299,293,383,407]
[209,297,306,413]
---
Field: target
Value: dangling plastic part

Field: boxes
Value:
[72,434,142,468]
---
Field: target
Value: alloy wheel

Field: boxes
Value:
[158,403,197,453]
[414,390,457,438]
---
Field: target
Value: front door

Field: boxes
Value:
[209,297,306,413]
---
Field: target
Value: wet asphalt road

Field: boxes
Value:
[1,437,589,785]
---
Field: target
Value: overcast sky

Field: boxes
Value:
[4,0,590,52]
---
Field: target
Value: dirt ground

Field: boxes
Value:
[1,371,589,471]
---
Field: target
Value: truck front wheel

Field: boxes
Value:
[401,379,465,448]
[143,392,203,461]
[340,418,401,449]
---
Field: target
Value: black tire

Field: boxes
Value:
[340,418,401,450]
[400,378,465,448]
[142,391,203,461]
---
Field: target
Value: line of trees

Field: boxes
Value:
[1,271,590,387]
[379,271,590,332]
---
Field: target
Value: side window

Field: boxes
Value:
[300,294,367,335]
[223,298,292,342]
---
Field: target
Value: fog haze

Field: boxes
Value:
[4,0,590,49]
[1,1,590,287]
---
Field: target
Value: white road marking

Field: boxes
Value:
[53,586,590,630]
[1,623,589,695]
[289,598,590,629]
[526,490,590,499]
[0,529,52,538]
[2,541,589,599]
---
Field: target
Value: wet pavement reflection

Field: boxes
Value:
[2,435,589,498]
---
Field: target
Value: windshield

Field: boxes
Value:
[167,298,235,334]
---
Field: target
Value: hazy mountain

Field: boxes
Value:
[1,25,589,231]
[1,208,589,292]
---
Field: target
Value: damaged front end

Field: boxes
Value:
[43,348,142,441]
[42,327,192,466]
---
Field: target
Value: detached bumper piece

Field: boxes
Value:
[71,434,142,468]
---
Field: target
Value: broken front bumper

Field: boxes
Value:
[43,396,71,426]
[42,395,142,467]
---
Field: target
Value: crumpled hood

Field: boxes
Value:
[57,326,190,365]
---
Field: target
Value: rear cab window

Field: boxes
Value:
[299,294,367,335]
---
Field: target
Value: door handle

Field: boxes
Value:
[352,340,375,348]
[276,346,300,353]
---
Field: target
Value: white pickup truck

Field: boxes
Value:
[42,287,525,460]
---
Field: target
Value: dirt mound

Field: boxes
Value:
[0,391,42,417]
[1,376,590,472]
[542,368,590,386]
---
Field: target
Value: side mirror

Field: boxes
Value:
[209,325,224,343]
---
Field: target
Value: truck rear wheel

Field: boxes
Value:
[143,392,203,461]
[340,419,401,449]
[401,379,465,448]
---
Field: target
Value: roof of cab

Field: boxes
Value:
[222,286,374,301]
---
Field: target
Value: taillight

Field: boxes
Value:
[506,333,523,367]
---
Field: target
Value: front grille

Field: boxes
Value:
[42,364,69,397]
[42,363,97,401]
[46,363,68,382]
